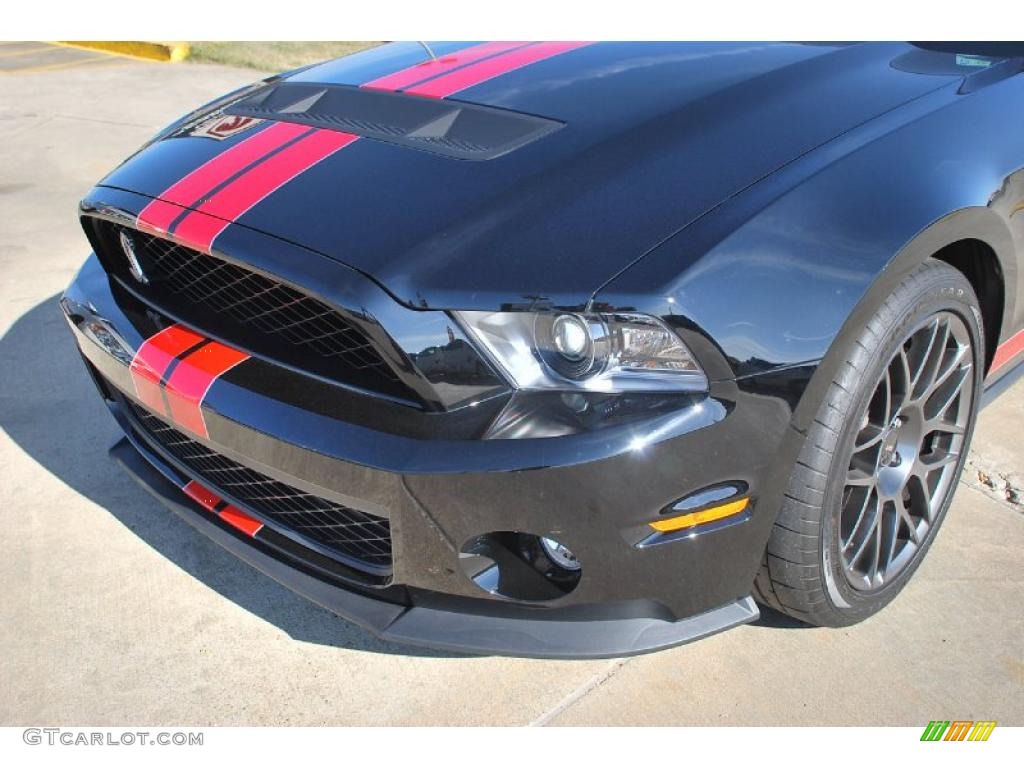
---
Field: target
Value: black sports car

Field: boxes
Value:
[63,41,1024,658]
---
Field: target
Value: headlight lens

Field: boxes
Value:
[551,314,590,362]
[455,310,707,393]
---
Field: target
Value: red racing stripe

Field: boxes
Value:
[137,121,310,235]
[182,481,264,536]
[219,505,264,537]
[183,480,221,511]
[172,130,359,253]
[129,324,206,415]
[361,41,530,91]
[164,340,250,438]
[404,41,592,98]
[991,329,1024,374]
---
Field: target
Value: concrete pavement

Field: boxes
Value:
[0,43,1021,726]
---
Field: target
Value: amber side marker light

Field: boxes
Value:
[649,498,750,533]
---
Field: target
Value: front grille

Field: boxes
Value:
[90,219,418,403]
[127,400,392,570]
[131,230,398,377]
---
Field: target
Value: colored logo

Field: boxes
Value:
[920,720,996,741]
[190,114,262,141]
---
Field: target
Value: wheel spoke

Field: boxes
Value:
[898,503,922,546]
[893,346,912,412]
[925,419,965,437]
[924,361,971,421]
[843,484,874,543]
[913,453,956,521]
[844,491,880,567]
[905,473,935,528]
[882,367,894,424]
[854,425,886,452]
[846,467,876,486]
[879,501,900,577]
[930,344,968,393]
[909,320,940,396]
[913,319,950,401]
[917,451,959,476]
[867,514,884,585]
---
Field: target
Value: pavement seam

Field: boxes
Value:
[0,55,119,76]
[528,658,631,726]
[53,112,157,129]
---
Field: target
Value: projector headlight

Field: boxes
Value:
[455,311,707,393]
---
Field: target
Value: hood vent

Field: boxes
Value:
[224,82,563,160]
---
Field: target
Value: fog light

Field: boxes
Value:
[540,536,581,571]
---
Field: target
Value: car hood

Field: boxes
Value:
[99,41,960,310]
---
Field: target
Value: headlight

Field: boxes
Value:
[454,311,707,393]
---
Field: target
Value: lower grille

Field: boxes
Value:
[126,400,392,570]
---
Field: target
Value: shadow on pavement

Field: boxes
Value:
[750,605,808,629]
[0,294,464,658]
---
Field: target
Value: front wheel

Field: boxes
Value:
[754,259,984,626]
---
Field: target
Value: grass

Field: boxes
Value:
[188,41,382,72]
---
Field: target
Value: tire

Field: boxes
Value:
[754,258,984,626]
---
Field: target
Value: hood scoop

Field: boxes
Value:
[224,82,564,160]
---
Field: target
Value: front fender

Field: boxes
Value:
[595,72,1024,412]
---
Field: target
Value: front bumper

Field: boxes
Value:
[63,235,794,657]
[112,435,758,657]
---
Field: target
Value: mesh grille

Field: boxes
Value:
[128,401,392,569]
[125,228,399,381]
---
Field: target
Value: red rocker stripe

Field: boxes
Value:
[991,329,1024,373]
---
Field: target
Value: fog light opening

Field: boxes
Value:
[458,531,582,602]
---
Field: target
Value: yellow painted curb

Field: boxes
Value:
[55,41,190,63]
